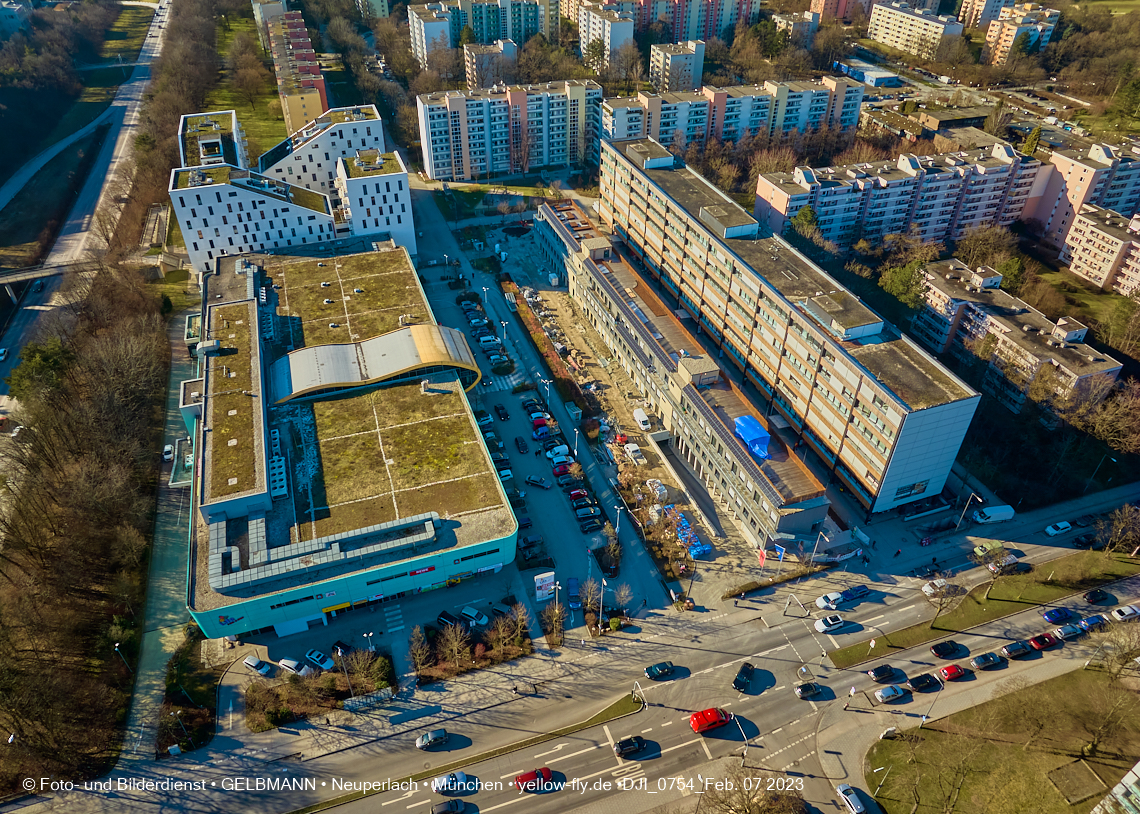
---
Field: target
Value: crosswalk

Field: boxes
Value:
[479,368,526,392]
[383,603,405,635]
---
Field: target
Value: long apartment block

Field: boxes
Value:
[915,259,1121,413]
[1060,204,1140,297]
[754,143,1046,250]
[170,109,415,272]
[535,199,829,550]
[601,76,863,147]
[268,11,329,133]
[599,138,981,513]
[984,2,1058,65]
[409,0,555,67]
[416,80,602,181]
[868,2,964,59]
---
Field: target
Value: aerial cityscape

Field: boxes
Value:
[0,0,1139,811]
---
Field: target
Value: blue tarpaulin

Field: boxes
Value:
[734,416,771,460]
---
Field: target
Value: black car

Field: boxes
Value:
[521,400,542,413]
[645,661,674,680]
[495,404,509,420]
[732,662,755,691]
[794,682,821,699]
[1074,514,1096,527]
[515,436,528,453]
[930,641,958,659]
[437,611,464,629]
[559,477,584,490]
[509,495,526,509]
[1072,533,1097,549]
[1000,640,1032,659]
[613,736,646,757]
[867,664,894,682]
[1084,588,1109,604]
[906,673,939,692]
[431,800,464,814]
[572,498,596,510]
[970,652,1002,670]
[580,519,603,533]
[331,640,356,658]
[543,437,565,451]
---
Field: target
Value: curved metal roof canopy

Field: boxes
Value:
[269,324,481,402]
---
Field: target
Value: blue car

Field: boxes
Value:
[1042,607,1073,624]
[1078,614,1109,632]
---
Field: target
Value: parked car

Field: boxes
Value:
[1042,607,1074,624]
[331,640,355,658]
[524,475,550,488]
[1028,633,1058,650]
[930,641,958,659]
[572,498,595,510]
[837,784,866,814]
[557,475,583,488]
[1111,605,1140,622]
[689,708,731,734]
[1044,521,1072,536]
[278,658,315,677]
[1052,624,1083,640]
[906,673,939,692]
[794,682,821,699]
[645,661,675,680]
[875,685,909,703]
[1072,533,1097,549]
[306,649,334,670]
[1001,640,1032,659]
[575,507,601,520]
[431,771,468,794]
[970,653,1002,670]
[515,437,529,453]
[512,767,553,792]
[550,455,575,468]
[0,349,6,362]
[1074,514,1096,527]
[867,664,894,682]
[416,729,449,750]
[243,655,272,676]
[579,519,603,533]
[162,444,174,461]
[815,615,845,634]
[1079,615,1109,632]
[461,606,489,627]
[732,663,755,691]
[552,464,570,476]
[437,611,464,629]
[498,469,513,482]
[939,664,966,680]
[613,736,646,757]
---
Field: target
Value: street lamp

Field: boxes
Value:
[734,715,749,765]
[171,710,192,746]
[809,531,829,565]
[874,765,893,796]
[614,505,624,535]
[114,642,132,673]
[955,492,982,530]
[335,647,355,698]
[1084,454,1117,493]
[573,428,580,456]
[540,377,552,404]
[362,631,375,652]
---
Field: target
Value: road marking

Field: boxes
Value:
[602,724,616,758]
[865,614,885,623]
[700,739,713,760]
[380,789,417,806]
[662,720,673,727]
[771,685,785,693]
[532,743,570,758]
[660,738,709,756]
[809,700,819,712]
[640,728,654,734]
[771,727,783,734]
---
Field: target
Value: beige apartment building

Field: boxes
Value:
[754,142,1045,250]
[464,39,517,89]
[268,13,329,134]
[868,2,964,58]
[957,0,1014,28]
[1060,204,1140,296]
[915,259,1121,413]
[984,3,1058,65]
[599,138,981,513]
[649,40,705,91]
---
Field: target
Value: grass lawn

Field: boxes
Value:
[1034,265,1131,328]
[148,268,199,314]
[867,670,1140,814]
[203,17,287,163]
[1084,0,1140,13]
[0,124,110,268]
[831,551,1140,668]
[98,6,155,62]
[167,215,185,249]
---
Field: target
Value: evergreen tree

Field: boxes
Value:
[1022,125,1041,155]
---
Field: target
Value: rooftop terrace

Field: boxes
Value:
[344,150,403,178]
[180,112,240,169]
[172,167,330,215]
[258,105,381,172]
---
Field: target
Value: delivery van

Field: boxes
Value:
[567,577,581,609]
[973,504,1014,524]
[633,408,651,431]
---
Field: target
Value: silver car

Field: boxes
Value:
[416,728,449,750]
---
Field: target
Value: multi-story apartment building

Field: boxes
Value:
[649,40,705,91]
[773,10,820,45]
[914,259,1121,413]
[576,0,636,32]
[1060,204,1140,296]
[268,12,329,134]
[669,0,761,41]
[957,0,1014,28]
[600,76,862,148]
[755,142,1046,250]
[599,138,981,513]
[333,150,417,254]
[535,199,830,550]
[171,110,416,272]
[464,39,518,89]
[258,105,386,204]
[868,2,964,58]
[355,0,390,19]
[250,0,286,49]
[409,0,555,67]
[416,80,602,180]
[810,0,849,23]
[984,2,1058,64]
[1024,143,1140,249]
[580,6,635,69]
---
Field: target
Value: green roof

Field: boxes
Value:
[181,112,239,168]
[174,167,329,215]
[345,151,402,178]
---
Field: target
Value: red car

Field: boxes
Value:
[552,464,570,476]
[689,707,731,734]
[567,489,589,501]
[513,766,553,792]
[939,664,966,680]
[1029,633,1058,650]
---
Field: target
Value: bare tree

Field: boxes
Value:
[408,625,433,673]
[581,577,602,620]
[234,64,269,109]
[1076,683,1139,756]
[438,622,471,669]
[1088,621,1140,680]
[540,602,566,644]
[923,570,959,626]
[613,583,633,608]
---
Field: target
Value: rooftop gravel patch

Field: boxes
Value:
[206,302,258,501]
[312,394,378,436]
[397,475,500,519]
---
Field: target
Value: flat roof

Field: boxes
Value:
[418,79,602,105]
[344,150,403,178]
[615,139,973,410]
[1073,204,1136,242]
[180,112,239,168]
[172,167,330,214]
[270,250,427,350]
[258,105,380,171]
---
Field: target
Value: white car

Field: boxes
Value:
[814,614,845,634]
[243,655,272,676]
[305,649,335,670]
[1110,605,1140,623]
[461,606,489,627]
[278,658,315,677]
[1044,521,1072,537]
[162,444,174,461]
[816,592,844,611]
[874,685,909,704]
[836,783,866,813]
[430,771,468,794]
